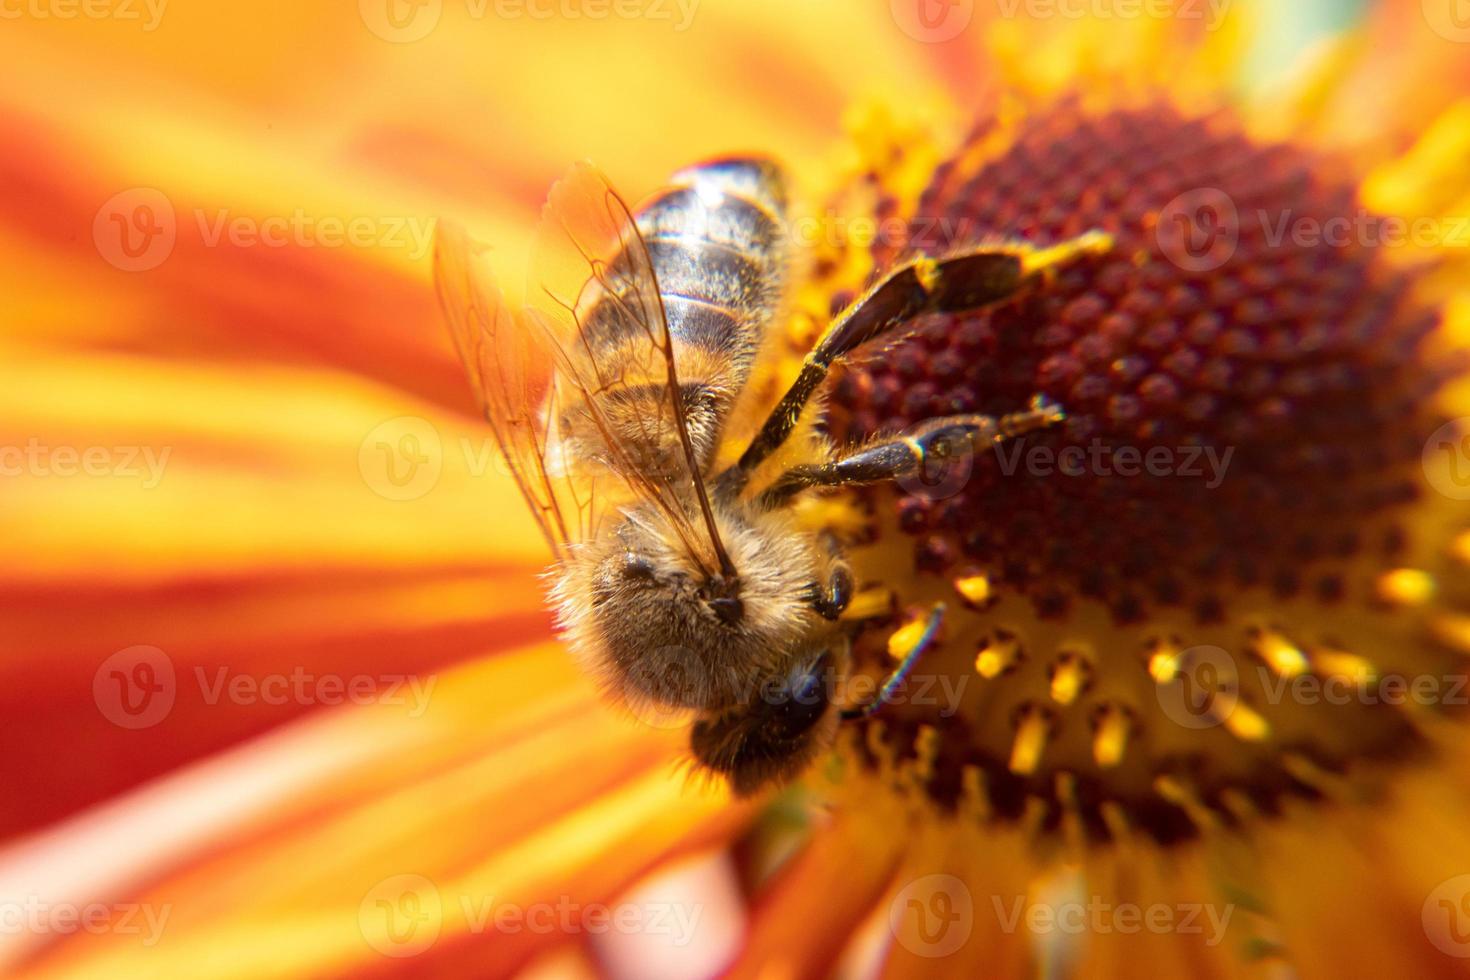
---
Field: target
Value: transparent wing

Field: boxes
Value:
[432,218,596,559]
[525,162,734,576]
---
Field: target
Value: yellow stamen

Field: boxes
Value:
[1312,648,1377,685]
[1153,776,1221,833]
[1223,702,1270,742]
[975,632,1021,678]
[1432,614,1470,655]
[1092,705,1131,768]
[886,614,930,661]
[1009,706,1051,775]
[1146,640,1181,684]
[841,587,893,622]
[952,572,992,608]
[1048,652,1090,706]
[1253,629,1308,678]
[1376,568,1436,607]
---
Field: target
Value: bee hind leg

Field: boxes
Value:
[761,395,1065,506]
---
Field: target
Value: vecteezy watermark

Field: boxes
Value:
[0,0,166,30]
[0,899,171,946]
[195,667,437,717]
[1156,188,1239,272]
[1423,417,1470,501]
[358,416,590,502]
[1424,874,1470,957]
[1157,186,1470,271]
[1256,209,1470,251]
[619,653,970,732]
[358,875,706,958]
[785,212,977,253]
[93,188,436,272]
[359,416,444,501]
[889,874,975,957]
[992,894,1235,945]
[94,188,176,272]
[93,645,177,730]
[993,0,1230,31]
[0,439,171,488]
[193,208,434,260]
[1259,669,1469,708]
[92,647,438,729]
[1422,0,1470,44]
[359,0,698,43]
[1155,645,1241,731]
[890,0,974,43]
[993,438,1234,489]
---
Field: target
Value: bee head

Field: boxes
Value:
[688,648,842,795]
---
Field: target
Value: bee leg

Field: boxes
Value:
[805,562,852,621]
[841,603,946,720]
[728,230,1110,482]
[761,395,1064,506]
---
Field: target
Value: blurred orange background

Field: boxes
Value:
[5,0,1470,977]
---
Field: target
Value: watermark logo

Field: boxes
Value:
[360,874,443,957]
[0,440,171,488]
[993,438,1234,489]
[1157,188,1238,273]
[896,433,976,501]
[0,899,171,946]
[889,874,974,957]
[1423,418,1470,501]
[359,416,443,501]
[0,0,167,30]
[1155,644,1239,730]
[361,0,697,40]
[992,895,1234,944]
[1424,874,1470,957]
[891,0,974,43]
[993,0,1231,31]
[94,188,176,272]
[358,879,705,957]
[360,0,442,41]
[1423,0,1470,43]
[94,189,436,270]
[94,649,438,728]
[93,645,176,730]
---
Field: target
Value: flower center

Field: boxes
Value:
[819,100,1470,846]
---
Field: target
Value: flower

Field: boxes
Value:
[2,0,1468,977]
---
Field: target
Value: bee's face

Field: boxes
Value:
[552,504,825,714]
[689,647,843,796]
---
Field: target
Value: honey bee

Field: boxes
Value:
[434,158,1108,794]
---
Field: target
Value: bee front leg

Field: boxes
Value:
[804,536,852,620]
[841,602,946,720]
[727,229,1110,483]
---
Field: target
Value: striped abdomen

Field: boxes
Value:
[574,158,790,478]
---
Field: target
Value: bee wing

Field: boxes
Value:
[432,218,594,559]
[524,162,733,574]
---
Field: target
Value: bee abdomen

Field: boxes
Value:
[643,238,767,314]
[633,158,789,364]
